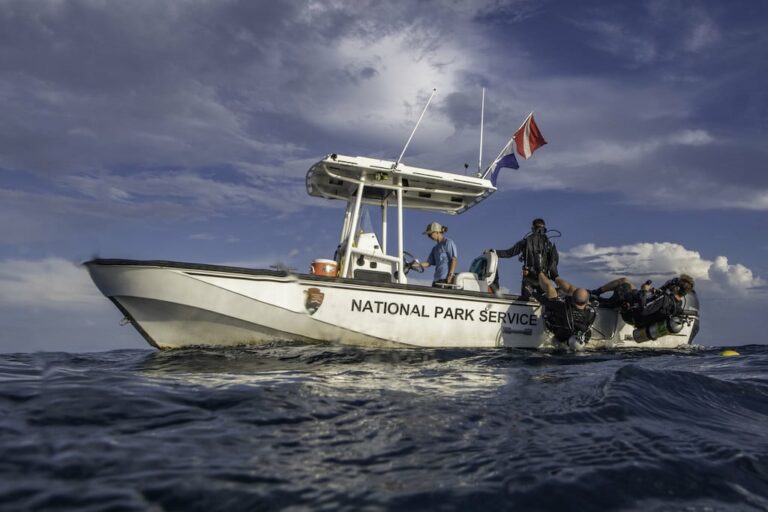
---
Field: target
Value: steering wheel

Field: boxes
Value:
[403,251,424,275]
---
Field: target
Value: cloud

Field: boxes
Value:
[0,258,103,309]
[0,0,765,232]
[708,256,762,290]
[562,242,765,297]
[0,0,493,229]
[575,2,723,66]
[61,168,314,215]
[188,233,241,243]
[0,0,480,176]
[543,129,713,168]
[685,18,721,52]
[0,186,196,245]
[189,233,216,241]
[575,19,657,67]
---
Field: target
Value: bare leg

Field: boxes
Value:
[539,272,557,299]
[555,276,576,295]
[595,277,633,294]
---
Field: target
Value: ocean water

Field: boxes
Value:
[1,345,767,511]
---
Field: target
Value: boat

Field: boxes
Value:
[86,153,700,350]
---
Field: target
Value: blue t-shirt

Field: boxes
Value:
[427,237,458,281]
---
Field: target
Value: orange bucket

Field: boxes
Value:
[310,259,337,277]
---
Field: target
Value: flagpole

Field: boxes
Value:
[519,111,533,130]
[393,88,437,170]
[481,136,512,180]
[519,111,538,160]
[480,111,534,180]
[478,88,485,175]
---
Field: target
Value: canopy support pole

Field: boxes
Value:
[381,201,388,254]
[341,177,365,278]
[396,179,405,283]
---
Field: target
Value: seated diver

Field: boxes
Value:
[591,274,695,331]
[537,272,596,350]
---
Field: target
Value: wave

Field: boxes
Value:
[1,345,767,510]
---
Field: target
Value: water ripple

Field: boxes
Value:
[1,345,767,510]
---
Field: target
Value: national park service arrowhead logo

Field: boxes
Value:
[305,287,324,315]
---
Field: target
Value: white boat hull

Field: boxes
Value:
[86,260,698,350]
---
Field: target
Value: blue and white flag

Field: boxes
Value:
[484,112,547,186]
[487,137,519,186]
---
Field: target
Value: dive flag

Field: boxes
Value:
[487,137,519,186]
[513,112,547,159]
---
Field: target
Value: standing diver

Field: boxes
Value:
[490,218,559,300]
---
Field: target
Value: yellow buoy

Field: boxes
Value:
[720,350,740,357]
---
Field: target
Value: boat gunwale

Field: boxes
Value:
[84,258,536,304]
[84,258,700,318]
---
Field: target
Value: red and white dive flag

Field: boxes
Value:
[513,112,547,159]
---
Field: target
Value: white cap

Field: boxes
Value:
[424,222,447,235]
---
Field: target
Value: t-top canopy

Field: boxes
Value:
[306,154,497,214]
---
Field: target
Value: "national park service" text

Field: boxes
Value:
[350,299,537,325]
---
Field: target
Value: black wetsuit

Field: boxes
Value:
[496,229,559,299]
[609,284,683,327]
[635,291,683,326]
[542,296,596,343]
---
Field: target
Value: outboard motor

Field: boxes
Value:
[681,290,699,317]
[682,290,700,343]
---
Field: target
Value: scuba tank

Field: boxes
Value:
[522,228,550,275]
[632,317,684,342]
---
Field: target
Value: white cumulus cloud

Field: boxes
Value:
[0,258,103,309]
[562,242,765,297]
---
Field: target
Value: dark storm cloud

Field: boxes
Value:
[440,92,482,130]
[0,0,495,174]
[1,0,766,217]
[473,1,767,209]
[0,1,347,92]
[0,1,323,172]
[2,0,529,234]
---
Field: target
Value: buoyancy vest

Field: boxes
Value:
[570,301,596,340]
[622,289,682,327]
[640,292,682,326]
[545,297,596,342]
[523,231,556,276]
[571,303,596,336]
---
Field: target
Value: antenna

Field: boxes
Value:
[393,88,437,169]
[478,87,485,175]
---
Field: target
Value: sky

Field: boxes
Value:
[1,0,766,352]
